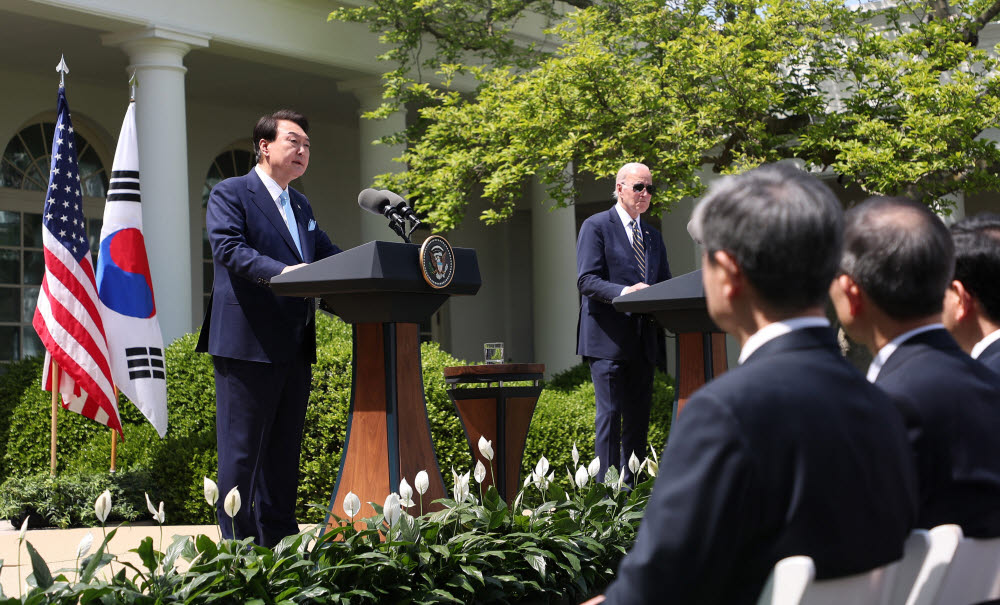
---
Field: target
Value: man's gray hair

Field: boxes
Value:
[689,163,843,312]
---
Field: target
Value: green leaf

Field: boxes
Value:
[24,541,53,589]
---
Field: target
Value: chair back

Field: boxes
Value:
[930,535,1000,605]
[899,524,962,605]
[756,555,899,605]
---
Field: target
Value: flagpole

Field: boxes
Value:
[50,361,60,476]
[110,386,120,472]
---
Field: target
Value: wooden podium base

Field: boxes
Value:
[325,322,447,531]
[675,332,728,416]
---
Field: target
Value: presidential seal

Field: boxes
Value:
[419,235,456,289]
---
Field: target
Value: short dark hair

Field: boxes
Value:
[841,196,954,320]
[252,109,309,163]
[688,163,843,313]
[951,212,1000,322]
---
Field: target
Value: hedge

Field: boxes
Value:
[0,313,673,527]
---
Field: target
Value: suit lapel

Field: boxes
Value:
[246,171,303,261]
[878,329,956,380]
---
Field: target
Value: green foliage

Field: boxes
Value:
[0,470,144,529]
[0,356,43,480]
[523,363,673,481]
[332,0,1000,231]
[3,471,654,603]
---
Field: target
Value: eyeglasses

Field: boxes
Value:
[627,182,656,195]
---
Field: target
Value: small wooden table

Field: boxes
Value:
[444,363,544,505]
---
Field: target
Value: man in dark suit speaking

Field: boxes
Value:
[830,198,1000,537]
[942,213,1000,374]
[596,164,917,605]
[197,110,341,546]
[576,162,671,484]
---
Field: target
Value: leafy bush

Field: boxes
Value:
[0,470,145,529]
[3,464,654,603]
[0,314,671,529]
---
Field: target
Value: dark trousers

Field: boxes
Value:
[588,356,654,485]
[213,353,311,547]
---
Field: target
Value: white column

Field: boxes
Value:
[348,83,407,243]
[104,27,209,345]
[531,177,579,377]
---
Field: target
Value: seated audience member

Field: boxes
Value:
[594,165,917,605]
[943,213,1000,373]
[831,197,1000,538]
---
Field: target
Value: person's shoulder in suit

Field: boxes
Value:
[978,340,1000,375]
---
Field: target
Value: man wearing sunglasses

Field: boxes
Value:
[576,162,671,485]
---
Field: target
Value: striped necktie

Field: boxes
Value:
[630,219,646,281]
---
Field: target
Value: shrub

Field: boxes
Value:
[0,470,145,528]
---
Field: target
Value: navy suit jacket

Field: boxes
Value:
[977,338,1000,375]
[874,328,1000,538]
[603,327,918,605]
[196,170,340,364]
[576,206,671,361]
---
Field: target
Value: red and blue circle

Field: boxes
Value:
[96,228,157,319]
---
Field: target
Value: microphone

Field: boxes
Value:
[358,188,409,242]
[381,190,422,226]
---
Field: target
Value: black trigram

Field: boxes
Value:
[107,170,141,202]
[125,347,165,380]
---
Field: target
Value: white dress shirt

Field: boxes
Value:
[738,317,831,364]
[866,323,944,382]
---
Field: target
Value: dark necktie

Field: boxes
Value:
[630,219,646,282]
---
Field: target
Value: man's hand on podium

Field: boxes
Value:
[622,282,649,295]
[281,263,308,275]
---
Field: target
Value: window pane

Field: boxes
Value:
[23,250,44,285]
[0,249,19,284]
[82,173,108,199]
[22,163,46,192]
[0,211,19,246]
[23,286,38,321]
[4,137,31,174]
[42,123,55,150]
[0,158,22,189]
[20,126,46,160]
[22,328,43,359]
[0,325,19,361]
[0,287,18,322]
[23,213,43,248]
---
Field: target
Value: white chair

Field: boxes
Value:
[756,555,900,605]
[929,534,1000,605]
[897,524,962,605]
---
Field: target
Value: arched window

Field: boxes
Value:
[0,122,108,367]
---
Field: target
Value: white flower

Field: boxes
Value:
[478,436,494,461]
[224,486,241,518]
[156,501,165,525]
[94,490,112,524]
[145,492,157,516]
[617,467,626,490]
[645,457,658,478]
[203,477,219,507]
[588,456,601,479]
[474,459,487,484]
[399,479,415,508]
[574,466,589,490]
[76,532,93,559]
[628,451,641,475]
[18,517,28,541]
[414,470,429,495]
[383,493,401,527]
[534,455,549,478]
[343,491,361,518]
[453,468,471,502]
[572,442,580,467]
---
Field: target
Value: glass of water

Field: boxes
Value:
[484,342,504,364]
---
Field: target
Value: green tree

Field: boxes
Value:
[332,0,1000,229]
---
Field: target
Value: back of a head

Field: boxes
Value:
[688,163,843,313]
[842,197,954,320]
[952,212,1000,323]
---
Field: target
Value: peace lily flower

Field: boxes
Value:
[628,451,641,476]
[572,443,580,467]
[383,492,401,528]
[343,491,361,520]
[94,489,112,524]
[588,456,601,479]
[534,455,549,478]
[204,477,219,507]
[645,456,658,478]
[474,459,487,484]
[575,465,589,490]
[416,471,431,495]
[478,435,494,461]
[145,492,165,524]
[452,468,471,503]
[17,517,29,598]
[399,479,415,508]
[18,517,28,541]
[224,486,241,518]
[76,532,93,559]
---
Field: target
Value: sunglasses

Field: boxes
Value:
[627,182,656,195]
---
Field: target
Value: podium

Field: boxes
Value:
[613,269,727,416]
[271,241,480,529]
[443,364,544,505]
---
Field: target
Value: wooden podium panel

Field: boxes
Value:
[674,332,728,416]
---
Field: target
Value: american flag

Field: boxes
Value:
[32,85,122,436]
